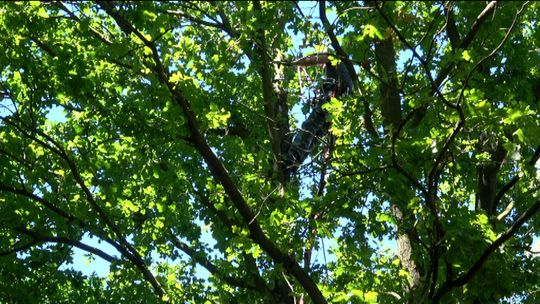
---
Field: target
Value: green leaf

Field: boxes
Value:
[462,50,472,62]
[362,24,384,40]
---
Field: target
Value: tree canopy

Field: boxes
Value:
[1,1,539,303]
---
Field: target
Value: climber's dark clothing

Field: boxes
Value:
[283,62,353,178]
[323,62,353,97]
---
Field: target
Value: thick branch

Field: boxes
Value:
[433,1,498,89]
[371,4,427,293]
[375,2,453,110]
[457,1,529,108]
[457,1,529,214]
[29,36,57,57]
[459,1,497,50]
[207,124,250,139]
[252,0,284,183]
[374,36,402,129]
[174,75,327,304]
[443,1,461,50]
[375,1,497,126]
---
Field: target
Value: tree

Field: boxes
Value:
[1,1,539,303]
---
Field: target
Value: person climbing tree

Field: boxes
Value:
[283,54,354,179]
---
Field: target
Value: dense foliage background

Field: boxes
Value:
[1,1,539,303]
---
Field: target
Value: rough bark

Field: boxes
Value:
[476,137,507,216]
[375,38,402,129]
[374,32,424,294]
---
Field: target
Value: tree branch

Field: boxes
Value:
[0,240,38,257]
[432,199,540,302]
[494,145,540,208]
[335,165,390,179]
[29,36,57,57]
[15,227,118,263]
[161,9,223,29]
[373,34,402,129]
[457,1,529,108]
[54,2,113,45]
[0,177,133,270]
[391,110,429,198]
[375,0,497,126]
[433,1,498,90]
[0,183,76,222]
[252,0,284,184]
[459,1,497,50]
[304,136,334,271]
[168,232,250,289]
[192,190,275,299]
[443,1,461,50]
